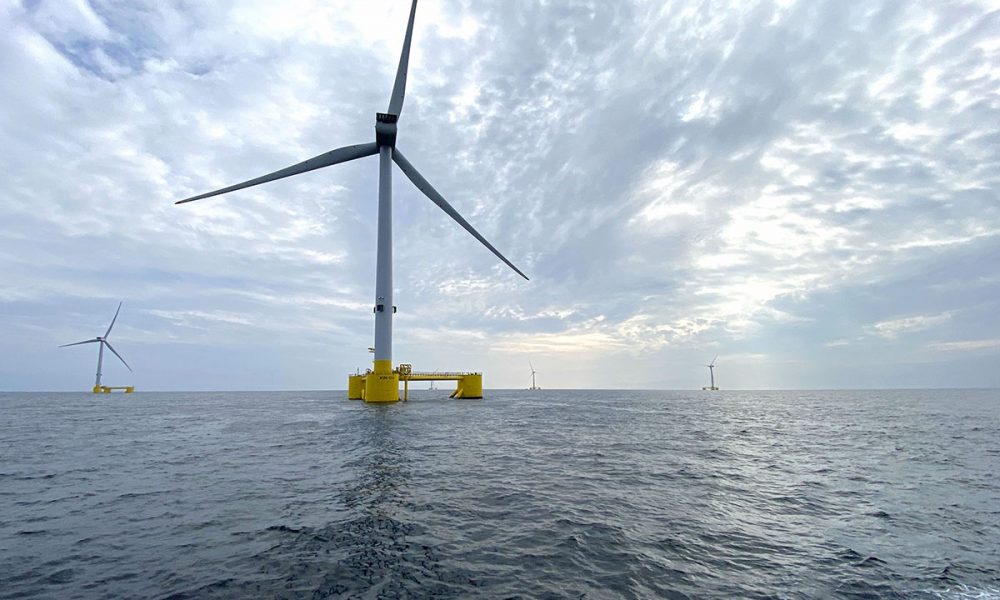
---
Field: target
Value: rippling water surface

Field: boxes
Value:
[1,389,998,599]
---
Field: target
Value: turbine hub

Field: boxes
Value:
[375,112,398,147]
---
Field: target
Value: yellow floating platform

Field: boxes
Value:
[93,385,135,394]
[348,363,482,402]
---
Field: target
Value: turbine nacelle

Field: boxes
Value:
[375,113,399,147]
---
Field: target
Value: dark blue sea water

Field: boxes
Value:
[1,389,998,599]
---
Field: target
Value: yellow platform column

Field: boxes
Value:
[364,360,399,403]
[458,374,483,399]
[92,385,101,394]
[347,374,366,400]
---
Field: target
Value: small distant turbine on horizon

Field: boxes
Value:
[175,0,527,402]
[702,355,719,391]
[60,302,132,391]
[528,360,539,390]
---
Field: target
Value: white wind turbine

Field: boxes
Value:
[176,0,527,400]
[529,360,539,390]
[703,355,718,390]
[60,302,132,390]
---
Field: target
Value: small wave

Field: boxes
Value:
[42,568,76,585]
[923,584,1000,599]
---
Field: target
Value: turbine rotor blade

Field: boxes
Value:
[176,142,379,204]
[103,341,132,372]
[105,301,122,338]
[387,0,419,116]
[393,149,529,281]
[59,338,99,348]
[710,355,718,367]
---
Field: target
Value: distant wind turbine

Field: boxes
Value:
[60,302,132,391]
[529,360,539,390]
[702,355,719,391]
[175,0,527,402]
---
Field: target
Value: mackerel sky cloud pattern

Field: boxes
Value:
[1,0,998,390]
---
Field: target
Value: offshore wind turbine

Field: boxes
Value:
[60,302,133,393]
[176,0,527,402]
[702,355,718,391]
[528,360,539,390]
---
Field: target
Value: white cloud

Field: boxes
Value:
[872,313,953,340]
[927,339,1000,352]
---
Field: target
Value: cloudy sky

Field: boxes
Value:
[1,0,998,391]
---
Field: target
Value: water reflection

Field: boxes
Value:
[239,404,459,598]
[341,405,410,515]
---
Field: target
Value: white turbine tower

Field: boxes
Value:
[176,0,527,402]
[702,355,719,391]
[529,360,539,390]
[60,302,132,393]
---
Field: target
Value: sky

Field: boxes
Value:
[1,0,998,391]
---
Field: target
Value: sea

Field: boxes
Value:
[1,389,998,599]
